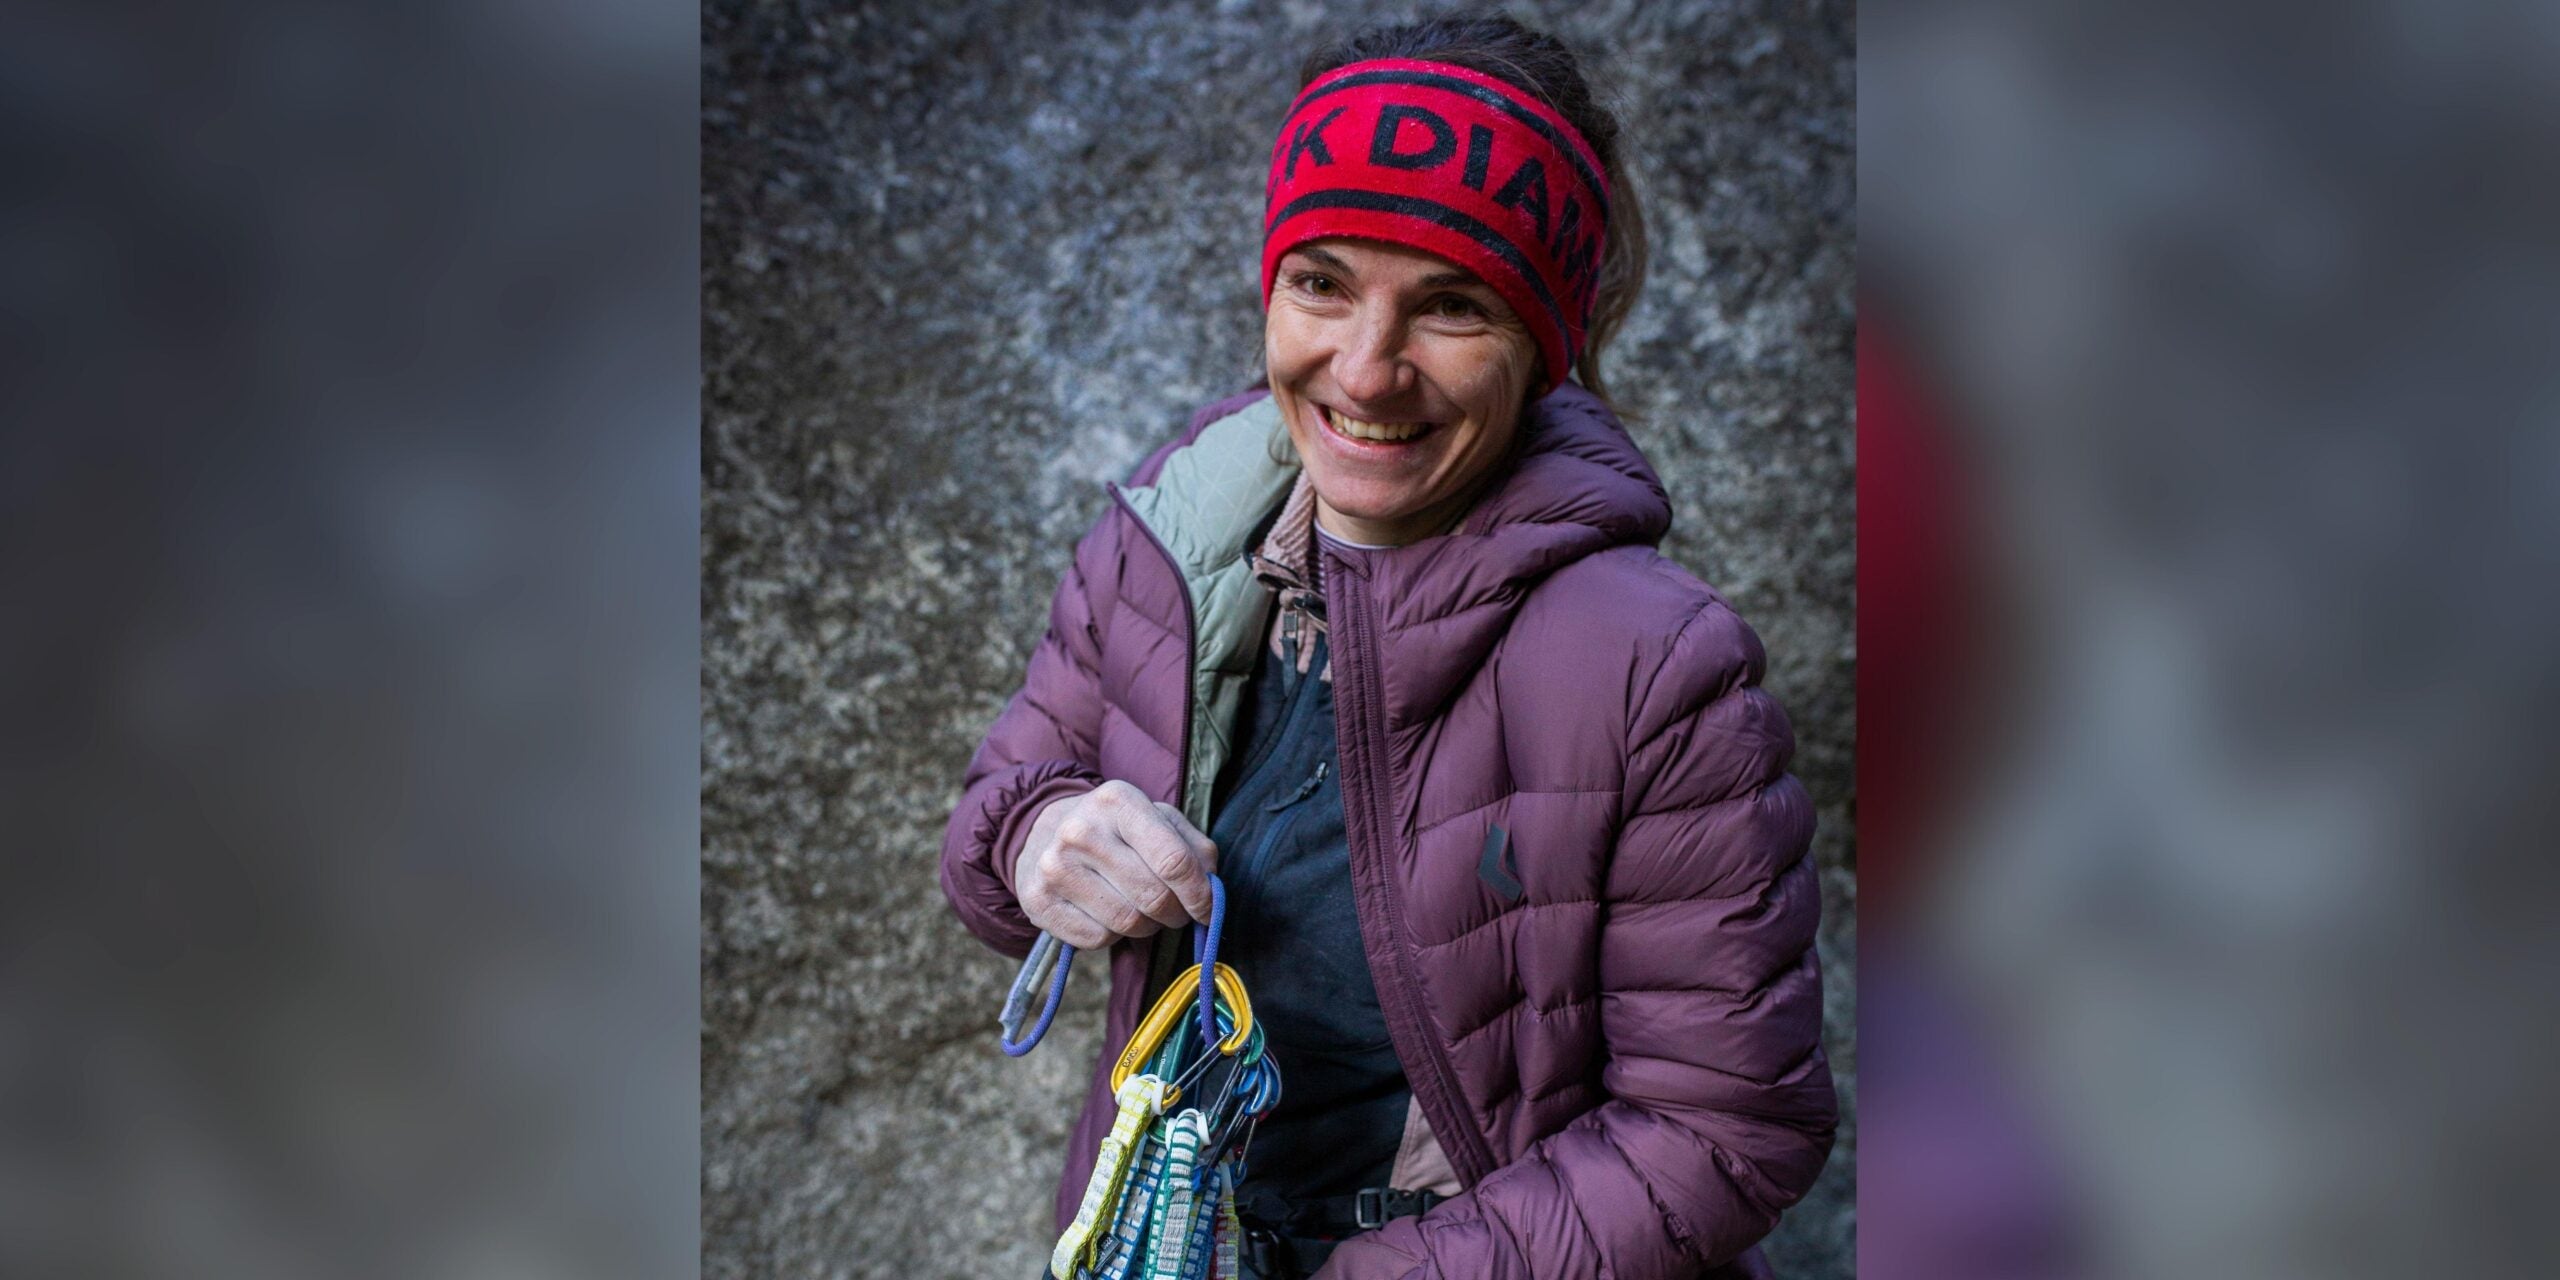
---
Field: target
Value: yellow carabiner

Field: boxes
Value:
[1110,962,1253,1095]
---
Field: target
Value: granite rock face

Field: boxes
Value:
[703,2,1854,1276]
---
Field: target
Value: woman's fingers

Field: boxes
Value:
[1085,783,1211,928]
[1023,799,1130,945]
[1018,781,1224,947]
[1120,808,1216,925]
[1141,803,1220,923]
[1048,787,1186,933]
[1053,856,1170,941]
[1043,894,1122,952]
[1152,802,1220,873]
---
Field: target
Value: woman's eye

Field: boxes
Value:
[1295,272,1340,297]
[1432,295,1483,319]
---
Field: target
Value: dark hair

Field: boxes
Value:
[1299,11,1649,402]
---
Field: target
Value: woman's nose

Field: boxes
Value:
[1332,307,1414,403]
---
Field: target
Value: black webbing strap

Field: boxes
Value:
[1236,1185,1448,1276]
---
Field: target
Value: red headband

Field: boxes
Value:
[1262,58,1612,395]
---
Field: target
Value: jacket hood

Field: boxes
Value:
[1459,381,1673,548]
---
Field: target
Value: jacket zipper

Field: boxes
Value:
[1267,759,1326,812]
[1232,799,1305,902]
[1232,761,1326,898]
[1332,559,1500,1184]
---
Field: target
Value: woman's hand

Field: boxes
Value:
[1013,780,1220,950]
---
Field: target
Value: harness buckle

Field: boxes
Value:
[1354,1188,1387,1230]
[1354,1187,1442,1230]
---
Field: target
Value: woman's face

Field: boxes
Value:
[1264,238,1540,547]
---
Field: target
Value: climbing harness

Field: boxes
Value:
[1000,879,1283,1280]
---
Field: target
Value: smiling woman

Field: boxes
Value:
[1267,239,1540,546]
[939,12,1837,1280]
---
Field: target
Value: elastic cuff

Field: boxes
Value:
[988,765,1103,900]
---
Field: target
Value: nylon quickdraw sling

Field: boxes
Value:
[1000,879,1283,1280]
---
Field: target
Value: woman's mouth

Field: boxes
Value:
[1321,404,1441,445]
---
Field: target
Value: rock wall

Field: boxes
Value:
[703,2,1853,1275]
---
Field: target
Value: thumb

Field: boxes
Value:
[1152,801,1218,873]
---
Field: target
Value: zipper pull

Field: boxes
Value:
[1264,760,1328,812]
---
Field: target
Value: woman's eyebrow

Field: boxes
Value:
[1288,248,1485,292]
[1294,247,1355,276]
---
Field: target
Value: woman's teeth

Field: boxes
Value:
[1323,406,1432,442]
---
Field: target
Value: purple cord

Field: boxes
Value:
[998,874,1225,1059]
[1194,876,1226,1048]
[998,944,1073,1057]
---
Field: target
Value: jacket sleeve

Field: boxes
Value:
[936,507,1120,959]
[938,394,1253,960]
[1319,598,1836,1279]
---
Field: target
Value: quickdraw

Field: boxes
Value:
[1001,879,1283,1280]
[1052,1072,1175,1280]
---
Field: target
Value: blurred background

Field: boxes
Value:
[0,0,699,1277]
[701,2,1855,1277]
[1860,1,2560,1277]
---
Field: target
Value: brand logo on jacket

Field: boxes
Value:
[1478,824,1523,902]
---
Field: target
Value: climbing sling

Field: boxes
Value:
[1000,879,1283,1280]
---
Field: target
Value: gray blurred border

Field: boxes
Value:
[0,2,700,1277]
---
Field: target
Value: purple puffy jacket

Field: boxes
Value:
[943,384,1834,1278]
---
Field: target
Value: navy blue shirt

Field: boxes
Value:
[1196,625,1408,1218]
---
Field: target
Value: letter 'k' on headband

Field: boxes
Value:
[1262,58,1612,395]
